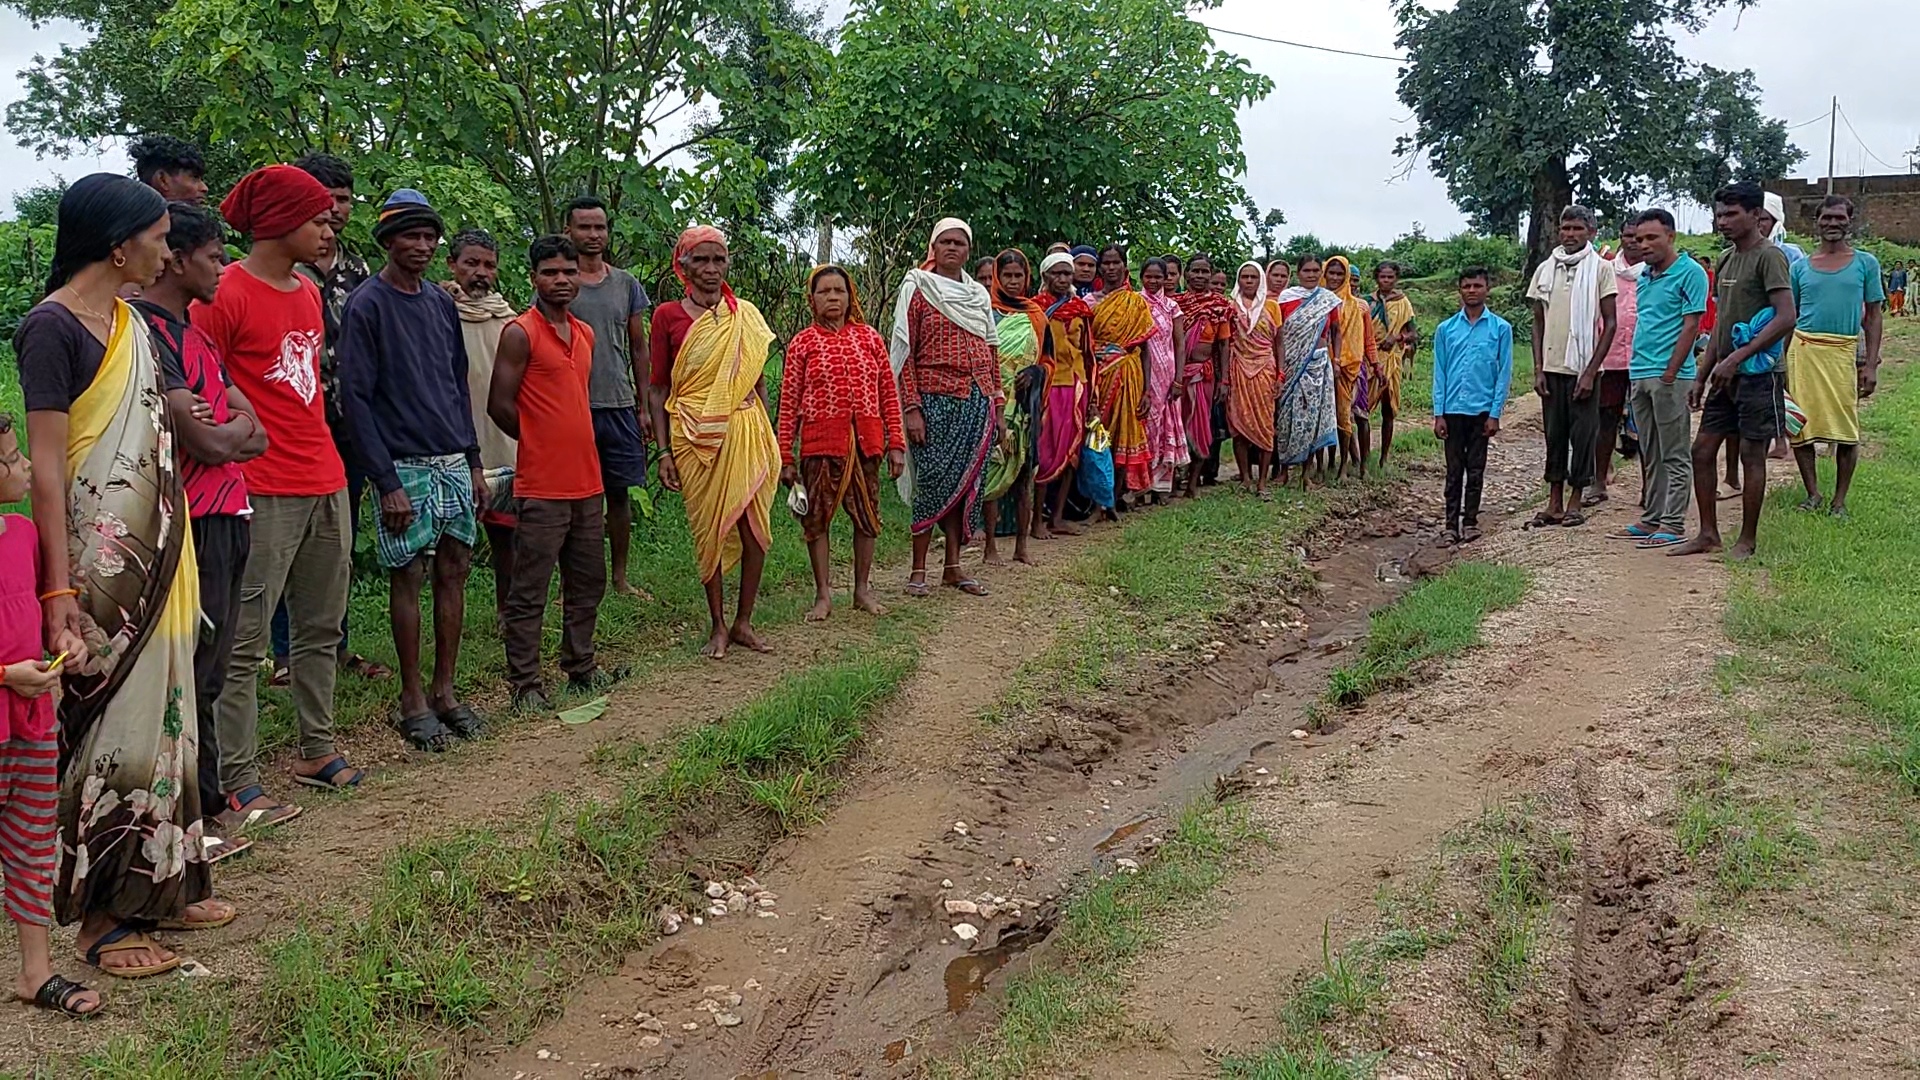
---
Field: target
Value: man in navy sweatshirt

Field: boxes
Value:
[340,189,488,753]
[1430,266,1514,543]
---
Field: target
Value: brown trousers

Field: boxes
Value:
[503,497,607,693]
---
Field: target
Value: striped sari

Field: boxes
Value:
[54,300,211,925]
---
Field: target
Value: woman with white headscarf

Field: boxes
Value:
[889,217,1004,597]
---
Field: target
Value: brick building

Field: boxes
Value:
[1768,173,1920,244]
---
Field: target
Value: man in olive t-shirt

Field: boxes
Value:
[1670,180,1795,562]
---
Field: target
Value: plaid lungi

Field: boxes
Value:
[373,453,479,569]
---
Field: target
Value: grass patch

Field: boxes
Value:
[1324,561,1528,708]
[1216,1043,1383,1080]
[1675,762,1815,897]
[1278,927,1388,1037]
[1720,320,1920,793]
[70,640,920,1078]
[1445,800,1570,1023]
[939,800,1256,1079]
[987,486,1332,722]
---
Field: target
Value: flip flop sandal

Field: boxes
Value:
[903,575,931,598]
[292,756,367,790]
[1561,510,1587,527]
[83,926,181,979]
[948,578,990,596]
[1582,492,1608,507]
[155,900,237,932]
[1606,524,1655,540]
[1459,526,1483,543]
[1635,532,1685,549]
[1528,511,1562,528]
[220,785,303,830]
[1795,497,1825,512]
[199,833,253,865]
[394,712,454,753]
[341,654,393,680]
[26,973,99,1017]
[438,704,485,740]
[268,663,291,688]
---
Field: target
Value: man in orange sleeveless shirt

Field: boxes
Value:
[486,236,614,711]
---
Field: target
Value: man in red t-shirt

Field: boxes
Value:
[193,165,363,828]
[487,235,611,711]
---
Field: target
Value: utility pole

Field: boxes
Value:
[1826,95,1838,194]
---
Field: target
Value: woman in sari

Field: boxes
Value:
[1368,260,1419,468]
[1033,252,1094,537]
[1323,255,1378,480]
[984,249,1043,566]
[1174,254,1236,498]
[1267,260,1291,298]
[1227,261,1284,495]
[1139,258,1188,500]
[654,225,780,659]
[1087,245,1153,508]
[1274,255,1343,490]
[16,174,235,978]
[889,218,1003,597]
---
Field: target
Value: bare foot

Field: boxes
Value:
[852,587,888,616]
[700,627,730,660]
[1728,538,1757,561]
[1013,547,1035,566]
[611,579,655,601]
[1030,523,1052,540]
[1666,534,1722,557]
[805,597,832,623]
[1052,521,1082,537]
[729,624,774,653]
[983,550,1009,568]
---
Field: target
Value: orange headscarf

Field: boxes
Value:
[806,263,866,326]
[674,224,738,312]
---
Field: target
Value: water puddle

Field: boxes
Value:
[1093,812,1156,853]
[943,922,1054,1013]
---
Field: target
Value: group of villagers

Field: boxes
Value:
[771,218,1424,620]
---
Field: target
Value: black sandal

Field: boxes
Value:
[28,974,100,1017]
[395,711,454,753]
[437,704,485,740]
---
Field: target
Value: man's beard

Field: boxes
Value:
[463,280,495,298]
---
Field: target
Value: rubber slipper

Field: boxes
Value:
[437,703,485,740]
[1582,491,1608,507]
[154,899,237,931]
[948,577,990,597]
[1606,524,1655,540]
[292,756,366,789]
[200,832,253,865]
[217,785,302,831]
[25,974,99,1017]
[340,654,393,679]
[1528,510,1562,528]
[83,926,180,979]
[1561,509,1586,527]
[394,712,454,753]
[1635,532,1685,549]
[903,576,931,598]
[1795,497,1825,513]
[268,663,291,688]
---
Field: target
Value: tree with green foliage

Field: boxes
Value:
[1392,0,1804,275]
[795,0,1270,289]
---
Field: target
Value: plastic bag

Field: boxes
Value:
[1077,419,1115,509]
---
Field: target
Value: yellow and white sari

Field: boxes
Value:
[54,299,210,925]
[667,296,780,582]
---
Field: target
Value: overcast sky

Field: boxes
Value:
[3,0,1913,242]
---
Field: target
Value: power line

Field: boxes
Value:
[1199,23,1408,63]
[1835,103,1903,172]
[1785,114,1828,131]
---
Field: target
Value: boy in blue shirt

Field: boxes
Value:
[1431,266,1514,542]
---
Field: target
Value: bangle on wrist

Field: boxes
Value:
[39,588,78,602]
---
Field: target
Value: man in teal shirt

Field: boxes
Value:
[1430,266,1514,543]
[1612,208,1707,548]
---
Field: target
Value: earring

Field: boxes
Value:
[113,254,127,268]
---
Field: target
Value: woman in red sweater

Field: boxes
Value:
[777,266,906,621]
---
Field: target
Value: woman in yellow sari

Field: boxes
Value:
[1089,244,1154,507]
[1227,261,1284,494]
[1322,256,1378,480]
[653,226,780,660]
[19,175,233,982]
[1367,260,1419,468]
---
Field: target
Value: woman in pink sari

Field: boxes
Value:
[1139,258,1187,500]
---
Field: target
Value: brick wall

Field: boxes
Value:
[1768,174,1920,244]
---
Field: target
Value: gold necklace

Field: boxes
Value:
[61,289,113,325]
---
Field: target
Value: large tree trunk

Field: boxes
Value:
[1524,156,1574,284]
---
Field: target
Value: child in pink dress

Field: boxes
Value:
[0,414,98,1015]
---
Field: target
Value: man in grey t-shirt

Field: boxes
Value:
[564,195,653,599]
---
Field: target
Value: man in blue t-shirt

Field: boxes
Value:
[339,190,489,755]
[1611,208,1707,548]
[1788,195,1885,517]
